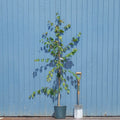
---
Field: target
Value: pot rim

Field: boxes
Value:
[54,106,66,108]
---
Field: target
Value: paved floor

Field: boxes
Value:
[1,117,120,120]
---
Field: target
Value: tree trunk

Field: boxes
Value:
[58,77,60,106]
[57,42,61,106]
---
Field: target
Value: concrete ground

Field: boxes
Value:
[0,117,120,120]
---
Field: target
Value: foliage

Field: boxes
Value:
[29,13,81,105]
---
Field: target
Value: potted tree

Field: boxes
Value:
[29,13,81,119]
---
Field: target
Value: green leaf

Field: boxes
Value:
[56,33,60,37]
[49,37,54,41]
[68,70,81,80]
[60,63,63,67]
[57,16,60,20]
[60,29,64,34]
[55,25,59,29]
[56,13,58,16]
[50,73,53,77]
[48,77,51,81]
[32,91,36,98]
[50,89,54,96]
[68,24,71,28]
[43,88,47,94]
[73,48,77,53]
[58,36,62,40]
[45,58,49,63]
[63,82,65,86]
[51,51,55,56]
[65,87,67,90]
[47,89,50,95]
[41,59,44,62]
[29,95,32,99]
[45,32,48,35]
[66,84,68,88]
[51,69,54,72]
[51,23,53,26]
[67,89,70,94]
[59,20,64,23]
[78,32,82,37]
[69,42,74,46]
[37,90,41,94]
[64,78,66,82]
[73,38,78,42]
[44,42,50,45]
[34,59,40,62]
[76,76,80,80]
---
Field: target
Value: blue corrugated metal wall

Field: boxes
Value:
[0,0,120,116]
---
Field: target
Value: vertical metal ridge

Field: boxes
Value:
[0,0,3,115]
[112,0,115,114]
[92,0,98,115]
[106,0,109,113]
[2,0,4,114]
[39,0,42,114]
[101,0,104,115]
[81,0,83,105]
[113,0,119,114]
[117,1,120,114]
[6,0,9,115]
[102,0,109,114]
[96,0,99,115]
[108,0,113,115]
[76,0,78,69]
[12,0,14,115]
[44,0,46,115]
[21,0,24,114]
[23,0,25,115]
[33,0,35,93]
[49,0,51,19]
[13,0,15,115]
[60,0,61,15]
[7,0,11,114]
[86,0,88,115]
[91,0,93,111]
[17,0,20,113]
[55,0,56,14]
[30,1,34,110]
[71,0,77,113]
[0,0,1,116]
[38,0,40,114]
[107,0,110,114]
[45,0,48,115]
[28,0,30,104]
[87,0,92,115]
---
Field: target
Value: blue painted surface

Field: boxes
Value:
[0,0,120,116]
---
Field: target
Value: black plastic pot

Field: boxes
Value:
[54,106,66,119]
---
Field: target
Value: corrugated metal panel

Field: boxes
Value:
[0,0,120,116]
